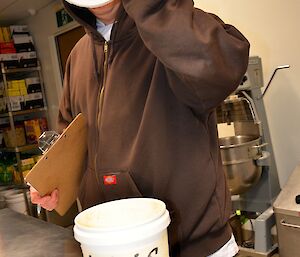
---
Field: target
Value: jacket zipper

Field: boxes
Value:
[94,41,109,172]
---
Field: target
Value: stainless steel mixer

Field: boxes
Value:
[219,134,264,195]
[217,56,290,256]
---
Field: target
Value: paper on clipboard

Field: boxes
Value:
[25,113,87,216]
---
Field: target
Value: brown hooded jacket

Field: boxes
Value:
[59,1,250,256]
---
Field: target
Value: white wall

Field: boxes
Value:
[195,0,300,186]
[22,0,299,187]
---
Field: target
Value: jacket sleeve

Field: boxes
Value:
[122,0,250,112]
[57,57,74,133]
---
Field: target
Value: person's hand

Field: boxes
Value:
[30,187,59,211]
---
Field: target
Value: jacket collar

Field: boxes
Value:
[62,1,136,42]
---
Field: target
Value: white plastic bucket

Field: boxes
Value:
[5,190,29,215]
[74,198,171,257]
[0,187,14,198]
[0,196,5,209]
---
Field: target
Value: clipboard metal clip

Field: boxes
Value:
[38,131,60,154]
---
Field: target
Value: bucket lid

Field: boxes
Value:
[76,198,167,230]
[74,198,170,245]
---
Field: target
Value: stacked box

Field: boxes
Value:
[0,98,6,113]
[23,92,44,110]
[0,27,15,58]
[24,119,41,144]
[0,53,19,68]
[0,25,37,68]
[25,77,41,93]
[6,80,24,111]
[6,96,25,111]
[0,27,12,43]
[39,117,48,132]
[12,155,42,184]
[24,118,48,144]
[10,25,34,53]
[0,82,6,113]
[4,78,44,111]
[10,25,29,35]
[18,51,37,68]
[3,125,26,147]
[7,79,27,96]
[12,34,35,53]
[0,42,16,54]
[0,51,37,69]
[5,79,27,111]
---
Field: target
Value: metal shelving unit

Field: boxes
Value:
[0,107,47,118]
[0,61,48,184]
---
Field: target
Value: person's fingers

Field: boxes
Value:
[30,187,43,204]
[41,189,59,211]
[29,187,59,211]
[51,189,59,199]
[38,195,52,206]
[52,189,59,204]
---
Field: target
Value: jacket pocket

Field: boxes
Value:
[99,170,142,202]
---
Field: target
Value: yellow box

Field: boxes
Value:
[3,126,26,147]
[21,157,35,167]
[24,119,41,144]
[1,27,12,42]
[7,81,18,90]
[0,29,4,43]
[20,89,28,95]
[7,89,21,96]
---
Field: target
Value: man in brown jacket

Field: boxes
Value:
[31,0,250,256]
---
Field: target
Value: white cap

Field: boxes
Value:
[64,0,114,8]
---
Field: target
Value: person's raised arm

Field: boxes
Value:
[122,0,250,112]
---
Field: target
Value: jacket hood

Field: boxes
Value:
[62,0,136,42]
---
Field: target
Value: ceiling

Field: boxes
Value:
[0,0,55,25]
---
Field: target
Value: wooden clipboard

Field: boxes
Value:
[25,113,87,216]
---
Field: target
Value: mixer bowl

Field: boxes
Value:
[219,135,263,195]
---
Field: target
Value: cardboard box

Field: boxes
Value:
[10,25,29,34]
[25,77,41,93]
[0,82,5,113]
[23,92,44,109]
[24,118,48,144]
[0,48,16,54]
[0,97,6,113]
[18,51,37,67]
[7,79,27,90]
[0,53,19,68]
[7,89,21,97]
[12,34,35,53]
[0,44,16,54]
[24,119,41,144]
[6,95,25,111]
[0,42,14,48]
[0,27,12,43]
[3,125,26,147]
[12,34,33,44]
[0,81,4,95]
[0,31,4,43]
[7,80,27,96]
[39,117,48,132]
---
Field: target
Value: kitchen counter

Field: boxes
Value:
[0,208,82,257]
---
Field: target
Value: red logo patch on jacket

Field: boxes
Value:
[103,175,117,185]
